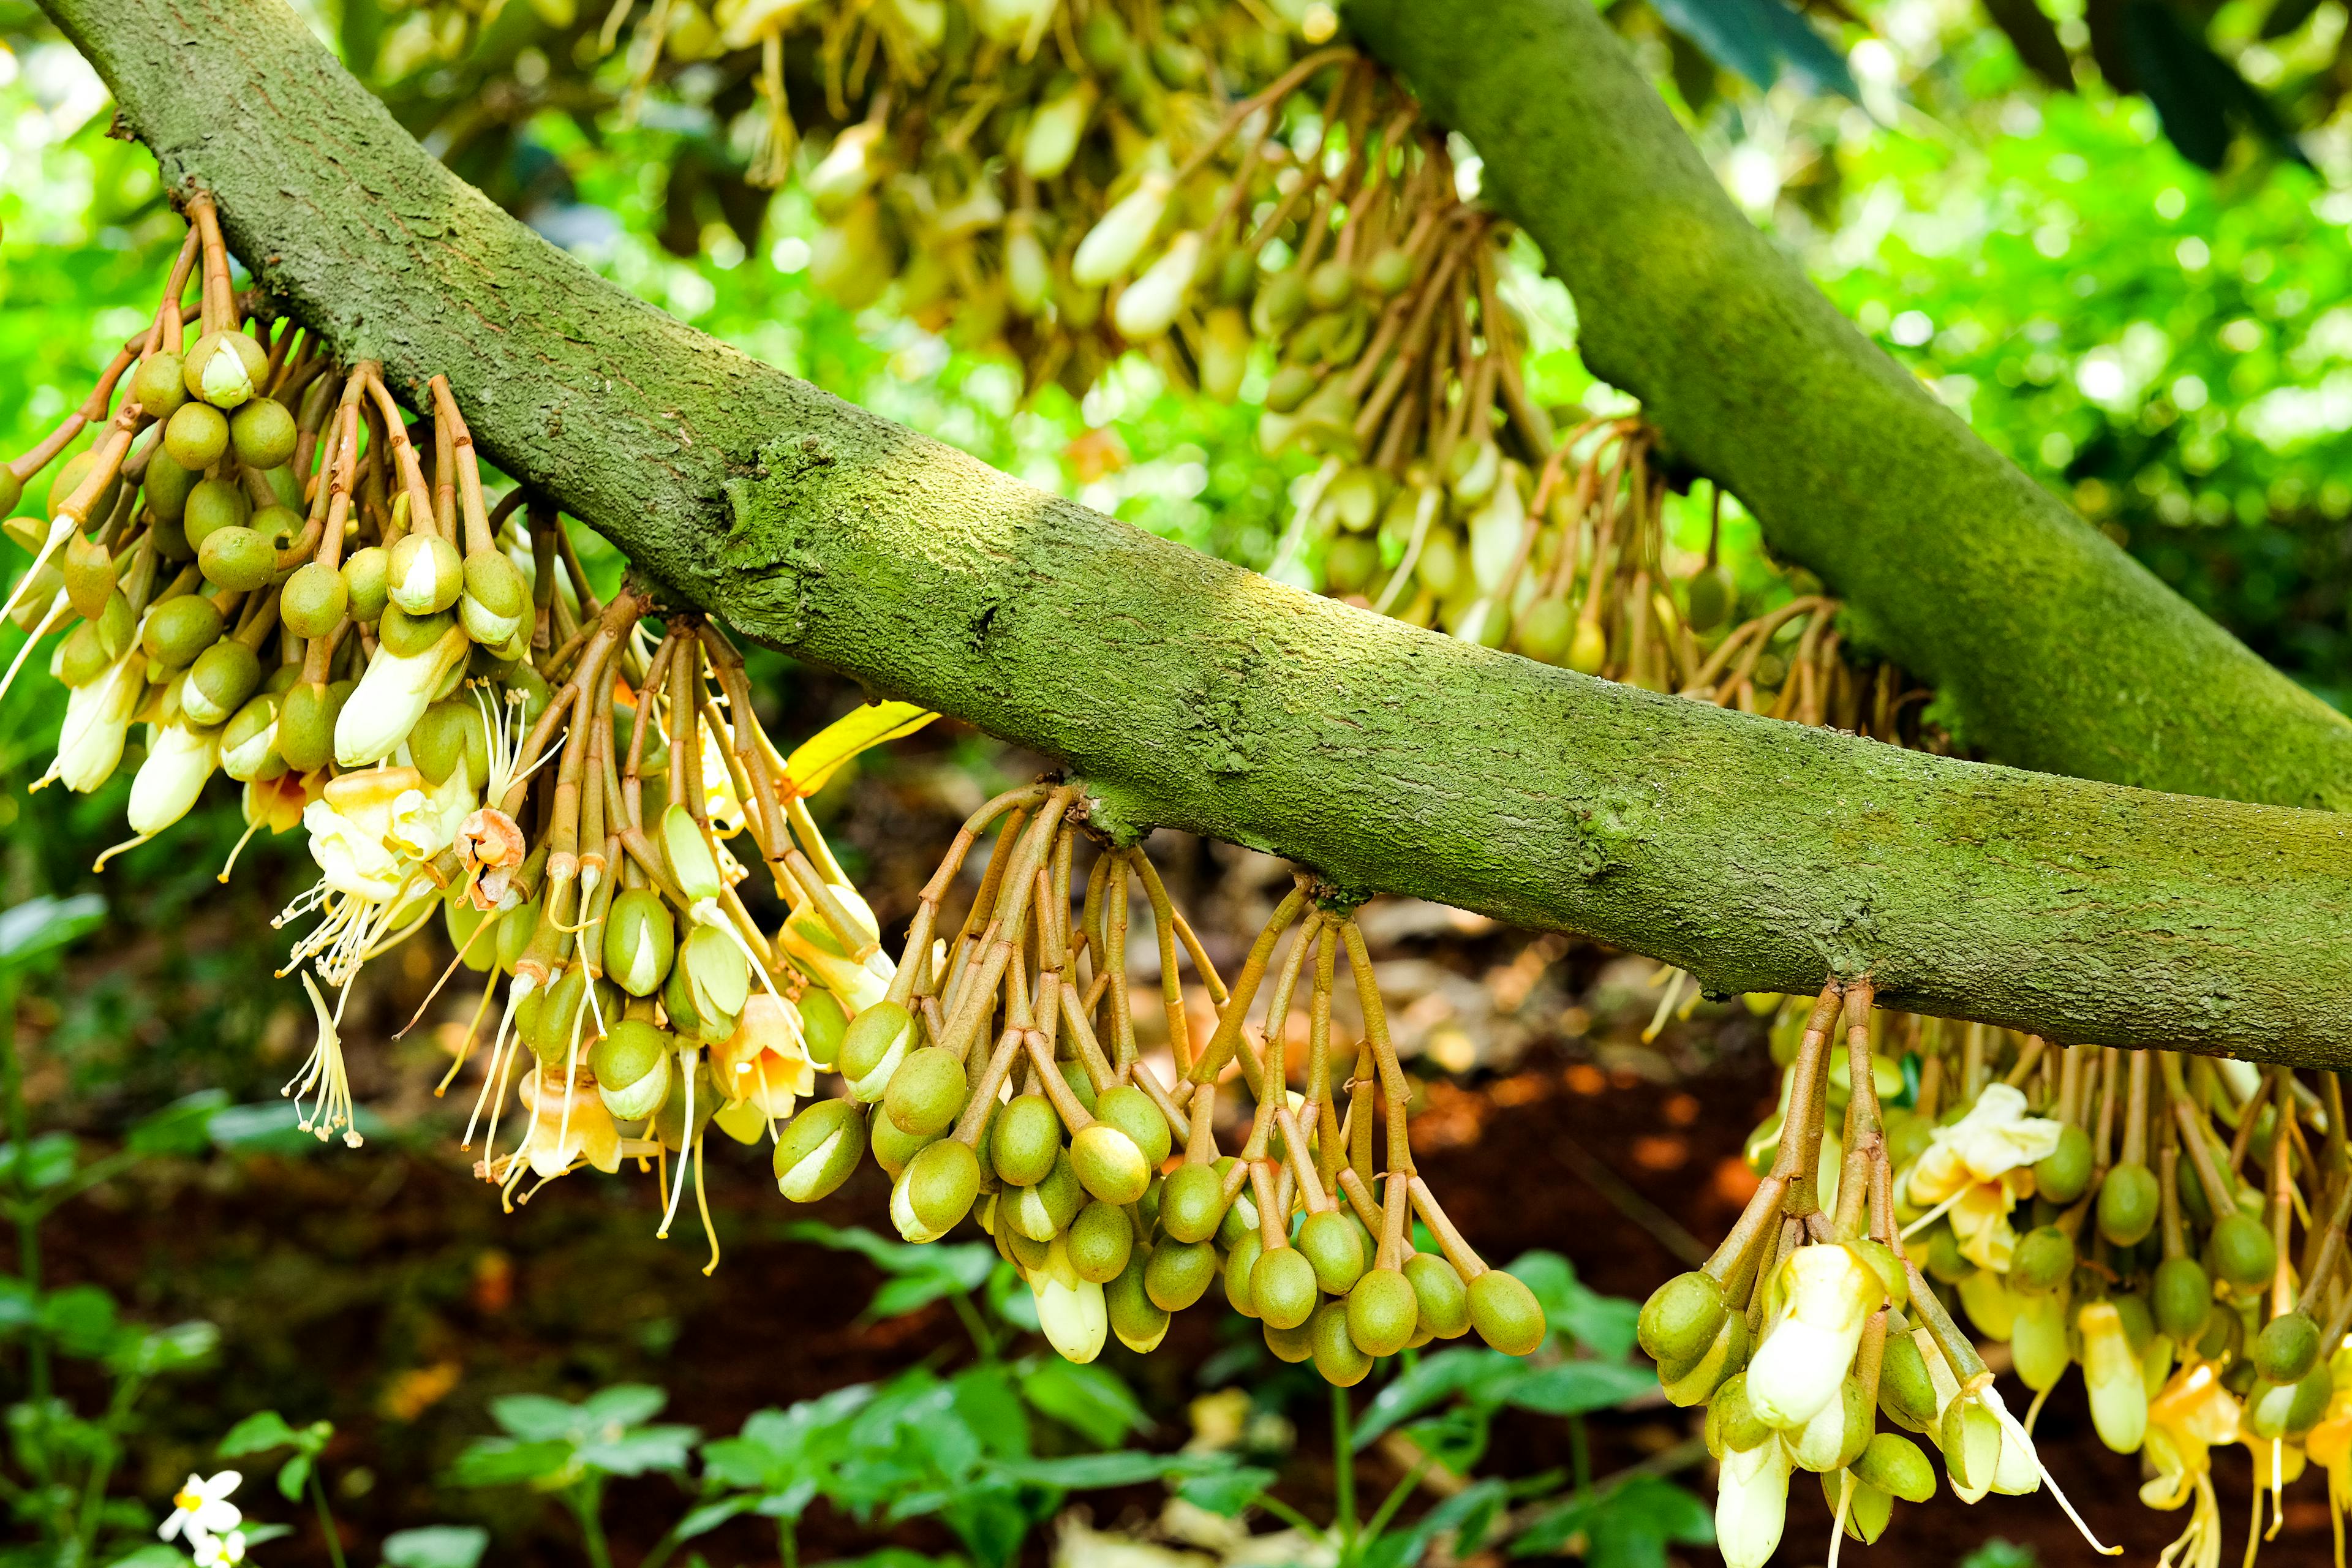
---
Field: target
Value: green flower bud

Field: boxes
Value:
[132,352,187,421]
[1348,1267,1418,1359]
[1006,1149,1084,1242]
[1365,246,1414,296]
[1059,1060,1098,1117]
[1708,1374,1772,1457]
[1685,561,1738,632]
[839,1000,914,1101]
[378,602,453,658]
[141,593,224,671]
[1264,362,1318,415]
[603,888,676,998]
[183,477,249,549]
[1224,1231,1264,1317]
[184,329,266,409]
[799,987,848,1068]
[2211,1212,2277,1291]
[991,1093,1062,1188]
[892,1137,981,1242]
[495,895,544,976]
[230,398,297,469]
[868,1100,936,1179]
[1639,1269,1728,1365]
[197,525,276,594]
[461,548,529,646]
[1853,1430,1935,1504]
[408,697,487,787]
[1252,1245,1319,1330]
[220,692,282,782]
[2097,1160,2159,1248]
[533,966,619,1065]
[1469,1267,1548,1357]
[164,402,229,472]
[181,637,260,727]
[2152,1256,2211,1343]
[1109,1252,1172,1353]
[1068,1199,1133,1285]
[884,1046,967,1137]
[342,546,390,623]
[1876,1331,1939,1432]
[1091,1083,1170,1167]
[1158,1161,1228,1245]
[660,803,724,903]
[143,448,198,524]
[2009,1225,2075,1294]
[2257,1310,2321,1384]
[61,532,113,622]
[1070,1120,1150,1206]
[1311,1300,1373,1387]
[773,1098,865,1201]
[1264,1315,1314,1364]
[2032,1122,2093,1204]
[250,502,301,545]
[650,1055,719,1152]
[387,531,464,617]
[1298,1208,1366,1296]
[1405,1253,1471,1340]
[1251,268,1308,338]
[1144,1236,1217,1312]
[275,679,344,774]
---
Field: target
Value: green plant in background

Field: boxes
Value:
[214,1411,348,1568]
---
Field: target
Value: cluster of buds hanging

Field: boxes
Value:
[1659,978,2352,1568]
[0,198,946,1270]
[1643,984,2115,1568]
[796,785,1547,1376]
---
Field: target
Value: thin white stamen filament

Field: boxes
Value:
[658,1050,695,1238]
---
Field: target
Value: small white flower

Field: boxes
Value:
[1908,1084,2063,1202]
[193,1529,247,1567]
[1747,1244,1878,1430]
[158,1470,243,1545]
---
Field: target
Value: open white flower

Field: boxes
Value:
[158,1470,243,1545]
[192,1529,247,1567]
[1905,1084,2064,1272]
[279,764,475,986]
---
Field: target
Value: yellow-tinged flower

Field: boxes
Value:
[43,649,145,793]
[1908,1084,2065,1203]
[2080,1301,2150,1453]
[782,701,935,796]
[514,1066,622,1179]
[1030,1235,1107,1363]
[334,624,470,767]
[1747,1244,1879,1431]
[279,764,475,986]
[2143,1360,2241,1568]
[127,722,219,835]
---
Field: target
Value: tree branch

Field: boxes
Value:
[1343,0,2352,813]
[35,0,2352,1064]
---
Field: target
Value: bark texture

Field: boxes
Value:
[36,0,2352,1063]
[1346,0,2352,813]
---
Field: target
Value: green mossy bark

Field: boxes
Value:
[40,0,2352,1061]
[1345,0,2352,813]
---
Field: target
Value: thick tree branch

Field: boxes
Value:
[34,0,2352,1064]
[1344,0,2352,814]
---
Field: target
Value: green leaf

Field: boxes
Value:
[0,893,105,969]
[995,1450,1229,1490]
[42,1283,121,1357]
[128,1091,231,1157]
[1018,1360,1147,1449]
[951,1365,1030,1459]
[1176,1464,1276,1518]
[675,1497,759,1541]
[1647,0,1857,100]
[582,1384,669,1429]
[217,1411,303,1457]
[104,1546,189,1568]
[578,1423,698,1477]
[118,1320,219,1376]
[383,1526,491,1568]
[1352,1348,1522,1449]
[1364,1478,1510,1568]
[276,1454,313,1504]
[448,1436,578,1488]
[1496,1361,1656,1419]
[1,1131,80,1191]
[489,1394,586,1442]
[1510,1477,1712,1564]
[2119,0,2307,170]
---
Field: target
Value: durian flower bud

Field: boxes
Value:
[773,1098,865,1202]
[127,722,219,836]
[1820,1472,1894,1545]
[180,639,260,728]
[1854,1431,1937,1503]
[1790,1376,1872,1474]
[1112,231,1202,342]
[1747,1243,1879,1430]
[2078,1300,2149,1453]
[1715,1436,1792,1568]
[1020,77,1096,180]
[839,1000,914,1101]
[603,888,677,997]
[778,903,893,1016]
[660,803,725,903]
[891,1137,980,1242]
[2011,1286,2073,1392]
[1072,172,1173,288]
[1031,1236,1109,1363]
[974,0,1054,47]
[590,1019,675,1122]
[334,624,469,767]
[220,692,282,783]
[677,921,751,1025]
[460,549,529,647]
[387,532,465,618]
[48,650,145,793]
[1005,214,1052,317]
[807,121,885,216]
[183,330,267,410]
